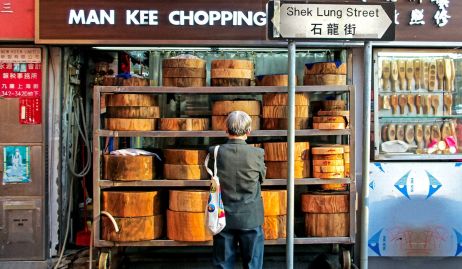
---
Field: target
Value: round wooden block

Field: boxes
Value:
[102,215,163,242]
[262,190,287,216]
[163,164,207,180]
[312,154,344,160]
[106,118,157,131]
[211,68,253,79]
[255,74,289,86]
[162,67,206,78]
[167,210,212,242]
[102,191,160,217]
[169,190,208,212]
[301,193,349,213]
[313,122,346,130]
[312,146,344,155]
[313,172,345,179]
[303,75,346,86]
[263,215,286,240]
[262,118,308,130]
[163,149,207,165]
[103,155,155,181]
[211,115,260,131]
[265,161,310,179]
[211,100,261,116]
[317,110,350,117]
[106,106,160,119]
[106,94,158,107]
[304,62,347,75]
[313,165,345,173]
[211,78,250,86]
[263,142,310,161]
[312,159,344,166]
[263,93,309,106]
[313,116,346,123]
[162,58,206,68]
[159,118,209,131]
[262,106,309,118]
[122,77,149,86]
[305,213,349,237]
[162,77,206,87]
[322,100,346,110]
[211,59,253,70]
[320,184,348,191]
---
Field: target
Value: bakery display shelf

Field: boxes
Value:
[96,129,351,138]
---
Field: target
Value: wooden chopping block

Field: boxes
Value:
[391,60,399,91]
[317,110,349,117]
[211,59,253,70]
[211,68,253,79]
[313,154,344,160]
[211,78,251,87]
[415,94,422,114]
[106,94,158,107]
[428,61,437,91]
[162,67,206,78]
[382,60,391,91]
[398,94,407,114]
[313,165,345,173]
[163,164,207,180]
[212,115,260,131]
[169,190,208,212]
[381,125,388,142]
[431,124,442,141]
[102,215,163,242]
[262,190,287,216]
[406,60,414,91]
[312,146,344,155]
[405,124,415,144]
[415,124,424,149]
[159,118,209,131]
[301,193,349,213]
[262,118,308,130]
[414,59,422,89]
[387,124,396,140]
[407,95,415,113]
[390,94,399,114]
[444,59,453,91]
[444,94,453,115]
[122,78,149,86]
[303,74,346,86]
[265,161,310,179]
[212,100,261,116]
[422,95,431,115]
[163,58,206,69]
[263,93,309,106]
[421,61,429,91]
[312,159,344,166]
[255,74,289,86]
[102,191,160,217]
[304,62,347,75]
[424,125,432,146]
[431,95,440,115]
[262,106,309,118]
[163,149,207,165]
[437,59,445,90]
[263,215,287,240]
[105,118,157,131]
[305,213,349,237]
[398,60,406,91]
[106,106,160,119]
[162,77,206,87]
[396,125,405,141]
[263,142,310,161]
[322,100,346,110]
[312,123,346,130]
[103,155,155,181]
[167,210,212,241]
[313,172,345,179]
[320,184,348,191]
[313,116,346,123]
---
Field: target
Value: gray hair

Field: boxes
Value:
[226,111,252,136]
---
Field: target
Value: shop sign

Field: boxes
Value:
[268,2,395,40]
[0,0,34,40]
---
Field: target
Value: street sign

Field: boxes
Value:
[268,1,395,41]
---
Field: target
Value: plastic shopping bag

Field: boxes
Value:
[204,146,226,235]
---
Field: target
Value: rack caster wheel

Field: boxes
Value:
[98,252,110,269]
[340,249,351,269]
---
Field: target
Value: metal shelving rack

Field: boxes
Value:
[92,85,356,248]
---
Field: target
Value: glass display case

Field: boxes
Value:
[373,49,462,160]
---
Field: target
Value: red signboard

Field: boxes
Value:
[0,63,42,98]
[0,0,34,40]
[19,98,41,124]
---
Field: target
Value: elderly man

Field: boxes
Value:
[207,110,266,269]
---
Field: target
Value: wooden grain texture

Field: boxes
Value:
[262,190,287,216]
[211,59,253,70]
[162,77,206,87]
[304,62,347,75]
[102,215,163,242]
[317,110,350,117]
[256,74,289,86]
[121,78,149,86]
[263,215,287,240]
[169,190,208,212]
[312,154,344,160]
[162,67,206,78]
[263,142,310,161]
[106,106,160,119]
[211,115,260,131]
[212,100,261,116]
[313,165,345,173]
[106,118,157,131]
[312,146,344,155]
[313,172,345,179]
[265,161,310,179]
[103,155,155,181]
[313,116,346,123]
[301,193,349,213]
[211,68,253,79]
[262,118,308,130]
[263,93,309,106]
[159,118,209,131]
[163,149,207,165]
[304,74,346,86]
[163,164,207,180]
[312,122,346,130]
[167,210,212,242]
[102,191,160,217]
[312,159,344,166]
[320,184,348,191]
[305,213,349,237]
[322,100,346,110]
[162,58,206,68]
[262,106,309,118]
[106,94,157,107]
[211,78,250,87]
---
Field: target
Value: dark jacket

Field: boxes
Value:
[207,139,266,229]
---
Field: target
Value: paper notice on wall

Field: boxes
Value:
[3,146,31,184]
[19,98,41,124]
